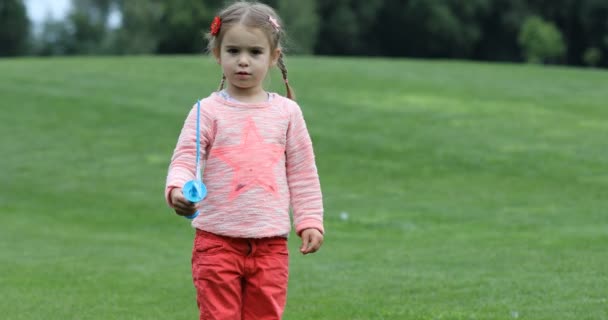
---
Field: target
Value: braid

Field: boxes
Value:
[277,53,295,100]
[218,74,226,91]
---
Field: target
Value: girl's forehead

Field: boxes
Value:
[222,24,271,48]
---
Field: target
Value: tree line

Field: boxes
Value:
[2,0,607,67]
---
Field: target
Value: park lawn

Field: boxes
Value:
[0,55,607,320]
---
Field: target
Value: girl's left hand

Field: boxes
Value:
[300,228,324,255]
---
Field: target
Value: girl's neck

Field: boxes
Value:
[225,85,268,104]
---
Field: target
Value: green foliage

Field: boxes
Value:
[578,0,608,65]
[156,0,214,54]
[401,0,490,57]
[0,0,29,56]
[66,4,109,54]
[315,0,383,55]
[33,18,72,56]
[112,1,164,54]
[277,0,318,54]
[474,0,528,61]
[109,0,218,54]
[11,0,608,67]
[518,15,565,63]
[583,47,602,67]
[31,0,116,55]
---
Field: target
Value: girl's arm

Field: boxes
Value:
[165,103,211,207]
[285,104,324,236]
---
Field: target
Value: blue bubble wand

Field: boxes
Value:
[181,100,207,219]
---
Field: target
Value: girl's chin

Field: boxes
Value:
[235,74,252,80]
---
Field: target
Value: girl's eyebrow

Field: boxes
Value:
[224,44,265,50]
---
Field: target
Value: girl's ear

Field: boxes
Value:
[212,48,221,64]
[270,48,281,67]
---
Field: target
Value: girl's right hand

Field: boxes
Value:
[170,188,197,216]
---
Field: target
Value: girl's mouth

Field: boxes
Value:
[235,72,252,79]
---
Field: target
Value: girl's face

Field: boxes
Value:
[214,24,280,98]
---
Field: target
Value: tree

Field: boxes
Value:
[583,47,602,67]
[32,0,118,55]
[368,0,491,58]
[578,0,608,67]
[111,0,218,55]
[65,0,112,54]
[112,0,164,54]
[277,0,318,54]
[156,0,213,54]
[0,0,30,56]
[34,16,72,56]
[473,0,529,62]
[518,15,566,63]
[315,0,383,55]
[403,0,490,58]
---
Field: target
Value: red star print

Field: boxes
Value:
[210,117,285,200]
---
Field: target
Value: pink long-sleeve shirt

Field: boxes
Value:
[165,92,324,238]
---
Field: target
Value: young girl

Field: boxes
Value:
[164,2,324,319]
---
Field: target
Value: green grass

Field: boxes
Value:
[1,55,607,320]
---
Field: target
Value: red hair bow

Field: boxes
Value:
[210,16,221,36]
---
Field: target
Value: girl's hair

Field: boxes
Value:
[205,1,295,100]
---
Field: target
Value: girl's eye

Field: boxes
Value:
[251,49,263,55]
[227,48,238,54]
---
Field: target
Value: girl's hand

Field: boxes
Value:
[170,188,197,216]
[300,228,324,255]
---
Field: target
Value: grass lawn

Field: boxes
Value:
[1,55,607,320]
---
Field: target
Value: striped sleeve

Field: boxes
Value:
[285,102,324,235]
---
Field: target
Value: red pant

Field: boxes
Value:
[191,229,289,320]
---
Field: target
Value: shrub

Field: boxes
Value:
[518,16,565,64]
[583,47,602,67]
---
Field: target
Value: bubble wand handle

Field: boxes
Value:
[195,99,202,182]
[182,100,207,219]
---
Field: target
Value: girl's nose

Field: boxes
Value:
[238,55,249,67]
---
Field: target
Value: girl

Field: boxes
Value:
[164,2,324,319]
